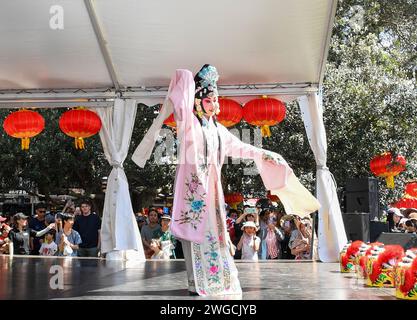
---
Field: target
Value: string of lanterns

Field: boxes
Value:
[2,107,102,150]
[163,96,287,135]
[3,97,286,150]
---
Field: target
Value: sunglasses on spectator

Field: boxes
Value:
[38,210,46,213]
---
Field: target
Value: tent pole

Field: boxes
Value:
[84,0,121,92]
[318,0,338,86]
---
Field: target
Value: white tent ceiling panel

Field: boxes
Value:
[0,0,336,98]
[0,0,112,90]
[95,0,333,87]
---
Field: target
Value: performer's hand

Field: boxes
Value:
[262,152,285,164]
[262,153,275,162]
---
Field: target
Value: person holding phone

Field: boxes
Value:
[56,213,82,257]
[233,207,259,248]
[8,212,55,256]
[258,211,284,260]
[237,221,261,261]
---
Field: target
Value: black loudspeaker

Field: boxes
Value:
[345,178,380,220]
[370,221,389,242]
[376,232,417,250]
[342,212,370,242]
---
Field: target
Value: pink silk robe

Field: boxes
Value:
[154,69,320,296]
[132,69,320,296]
[168,69,319,245]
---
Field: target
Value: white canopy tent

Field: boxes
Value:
[0,0,346,262]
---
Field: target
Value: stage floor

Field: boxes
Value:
[0,255,397,300]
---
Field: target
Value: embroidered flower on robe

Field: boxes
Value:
[176,173,206,229]
[204,232,221,285]
[209,265,219,275]
[195,260,202,270]
[211,251,218,259]
[191,200,204,212]
[188,181,200,194]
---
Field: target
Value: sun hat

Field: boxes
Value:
[241,221,258,231]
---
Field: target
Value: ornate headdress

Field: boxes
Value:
[194,64,219,118]
[194,64,219,99]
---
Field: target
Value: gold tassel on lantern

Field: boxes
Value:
[385,175,395,189]
[21,137,30,150]
[261,125,271,138]
[75,137,85,149]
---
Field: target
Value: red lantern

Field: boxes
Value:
[243,96,286,137]
[267,191,279,203]
[3,109,45,150]
[370,152,406,188]
[392,195,417,209]
[405,182,417,197]
[224,192,244,209]
[217,98,242,127]
[163,113,176,128]
[59,108,102,149]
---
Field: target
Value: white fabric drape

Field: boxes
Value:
[131,80,174,168]
[298,93,347,262]
[97,99,145,261]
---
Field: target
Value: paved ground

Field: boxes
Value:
[0,256,397,300]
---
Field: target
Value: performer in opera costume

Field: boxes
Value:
[132,65,320,296]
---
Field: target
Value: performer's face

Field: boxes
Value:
[202,95,219,117]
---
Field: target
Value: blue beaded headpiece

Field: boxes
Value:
[194,64,219,99]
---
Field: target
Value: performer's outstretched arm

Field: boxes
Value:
[218,123,291,185]
[217,124,320,218]
[131,69,193,168]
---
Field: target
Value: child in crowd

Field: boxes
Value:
[150,239,171,260]
[39,229,58,256]
[405,219,416,234]
[237,221,261,261]
[289,216,311,260]
[0,226,10,254]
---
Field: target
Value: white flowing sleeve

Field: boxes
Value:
[131,81,174,168]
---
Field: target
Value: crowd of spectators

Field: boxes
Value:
[134,199,318,261]
[0,199,101,257]
[0,198,318,261]
[385,207,417,234]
